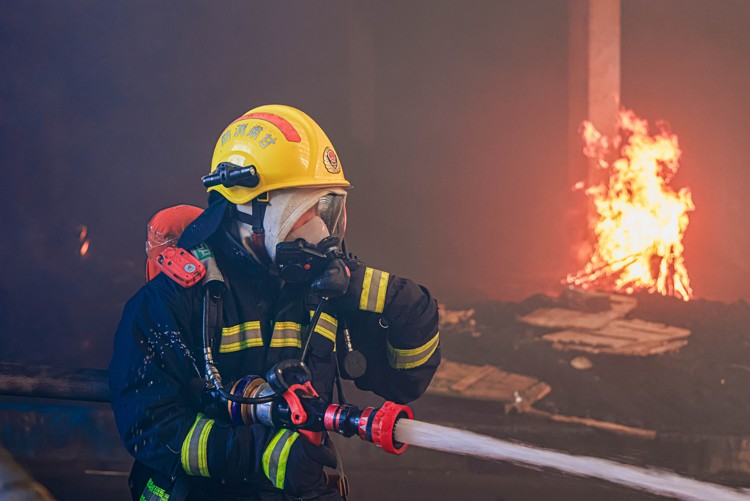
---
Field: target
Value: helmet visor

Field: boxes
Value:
[316,193,347,241]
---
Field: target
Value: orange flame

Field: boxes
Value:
[78,225,90,257]
[566,108,695,301]
[79,239,90,257]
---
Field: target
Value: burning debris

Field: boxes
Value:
[567,108,695,301]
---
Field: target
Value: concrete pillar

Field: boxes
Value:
[567,0,621,269]
[568,0,621,188]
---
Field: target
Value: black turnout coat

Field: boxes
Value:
[109,229,440,500]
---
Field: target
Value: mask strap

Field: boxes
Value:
[233,196,268,234]
[233,198,272,265]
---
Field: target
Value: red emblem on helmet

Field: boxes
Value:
[323,147,340,174]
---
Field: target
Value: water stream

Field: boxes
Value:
[394,419,750,500]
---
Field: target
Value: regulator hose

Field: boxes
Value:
[202,289,276,404]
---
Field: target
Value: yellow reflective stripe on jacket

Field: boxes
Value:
[309,311,337,343]
[387,332,440,369]
[140,478,169,501]
[220,321,263,353]
[270,322,302,348]
[180,413,214,477]
[262,429,299,489]
[359,267,389,313]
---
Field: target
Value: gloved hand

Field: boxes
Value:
[307,237,350,299]
[263,429,337,496]
[328,257,383,315]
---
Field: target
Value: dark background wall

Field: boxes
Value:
[0,0,747,368]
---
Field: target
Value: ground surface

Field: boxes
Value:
[2,292,750,500]
[449,292,750,436]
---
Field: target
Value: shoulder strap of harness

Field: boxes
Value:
[191,242,226,352]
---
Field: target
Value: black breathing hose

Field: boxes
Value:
[202,289,276,404]
[300,299,327,363]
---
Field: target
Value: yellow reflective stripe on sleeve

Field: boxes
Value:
[387,332,440,369]
[309,311,337,342]
[262,430,285,481]
[359,268,390,313]
[359,267,374,310]
[220,321,263,353]
[270,322,302,348]
[263,429,299,489]
[181,414,214,477]
[180,416,199,474]
[275,431,299,489]
[375,270,389,313]
[197,420,213,477]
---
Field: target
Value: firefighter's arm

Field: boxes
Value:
[108,276,272,484]
[335,260,440,403]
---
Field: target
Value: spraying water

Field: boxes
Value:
[395,419,750,500]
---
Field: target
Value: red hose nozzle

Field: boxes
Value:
[364,401,414,454]
[323,401,414,454]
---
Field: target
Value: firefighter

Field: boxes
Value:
[109,104,441,500]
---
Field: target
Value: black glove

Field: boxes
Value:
[276,237,349,296]
[263,429,337,496]
[306,237,350,299]
[310,258,350,298]
[328,257,376,314]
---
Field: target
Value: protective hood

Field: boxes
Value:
[236,187,347,264]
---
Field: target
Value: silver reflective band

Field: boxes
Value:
[387,332,440,370]
[220,321,263,353]
[270,322,303,348]
[181,414,214,477]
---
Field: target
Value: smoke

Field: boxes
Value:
[2,1,750,366]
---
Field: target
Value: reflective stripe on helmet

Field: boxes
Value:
[387,332,440,370]
[263,429,300,489]
[220,321,263,353]
[229,112,301,142]
[181,414,215,477]
[359,268,390,313]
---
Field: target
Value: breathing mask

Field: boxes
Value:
[235,188,347,265]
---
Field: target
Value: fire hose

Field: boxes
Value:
[1,363,749,500]
[0,365,417,452]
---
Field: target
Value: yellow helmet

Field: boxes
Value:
[206,104,350,204]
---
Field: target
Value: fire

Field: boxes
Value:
[79,239,90,257]
[566,108,695,301]
[79,224,91,257]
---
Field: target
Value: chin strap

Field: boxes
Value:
[232,197,273,266]
[234,197,268,234]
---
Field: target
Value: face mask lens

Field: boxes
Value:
[317,194,346,240]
